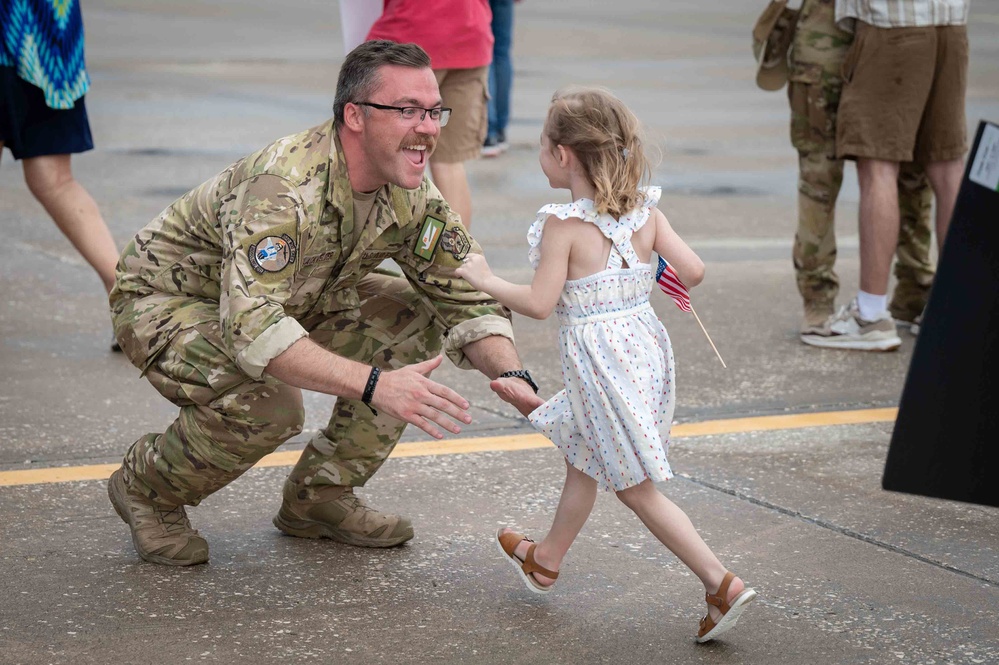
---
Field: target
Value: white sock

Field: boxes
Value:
[856,290,887,321]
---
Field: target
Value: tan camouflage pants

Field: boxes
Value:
[788,0,934,322]
[123,273,442,507]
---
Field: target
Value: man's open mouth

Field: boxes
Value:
[403,144,428,167]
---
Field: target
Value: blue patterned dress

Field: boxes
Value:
[527,187,677,492]
[1,0,90,109]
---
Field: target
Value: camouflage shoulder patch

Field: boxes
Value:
[414,214,446,261]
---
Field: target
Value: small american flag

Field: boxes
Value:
[656,256,692,312]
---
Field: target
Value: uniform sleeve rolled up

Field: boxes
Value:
[237,316,308,379]
[444,314,516,369]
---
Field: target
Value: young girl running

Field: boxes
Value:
[455,87,756,643]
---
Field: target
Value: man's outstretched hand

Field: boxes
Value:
[490,375,544,418]
[372,355,472,439]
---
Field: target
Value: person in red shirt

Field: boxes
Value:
[367,0,493,229]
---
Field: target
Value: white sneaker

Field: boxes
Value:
[800,299,902,351]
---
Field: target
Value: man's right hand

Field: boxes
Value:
[371,355,472,439]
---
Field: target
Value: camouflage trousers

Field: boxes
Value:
[788,0,934,323]
[122,273,442,507]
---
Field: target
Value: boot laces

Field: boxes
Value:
[334,490,390,527]
[156,505,192,534]
[339,490,369,513]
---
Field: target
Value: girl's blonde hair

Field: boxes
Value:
[544,86,651,219]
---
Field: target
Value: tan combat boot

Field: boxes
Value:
[108,467,209,566]
[273,482,413,548]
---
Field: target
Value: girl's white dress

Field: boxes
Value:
[527,186,675,492]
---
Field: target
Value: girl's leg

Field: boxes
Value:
[22,154,119,293]
[616,480,745,622]
[503,459,597,587]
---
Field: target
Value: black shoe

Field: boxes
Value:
[482,134,508,157]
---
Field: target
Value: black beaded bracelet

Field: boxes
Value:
[362,366,381,415]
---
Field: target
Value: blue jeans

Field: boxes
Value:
[487,0,514,141]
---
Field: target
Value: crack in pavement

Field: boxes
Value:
[679,473,998,588]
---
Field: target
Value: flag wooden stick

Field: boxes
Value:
[690,305,726,368]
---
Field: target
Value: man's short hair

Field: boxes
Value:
[333,40,432,124]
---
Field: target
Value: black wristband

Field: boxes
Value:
[362,366,381,415]
[499,369,539,394]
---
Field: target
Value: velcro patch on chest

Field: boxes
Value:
[301,250,339,267]
[414,214,446,261]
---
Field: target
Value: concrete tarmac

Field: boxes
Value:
[1,1,997,663]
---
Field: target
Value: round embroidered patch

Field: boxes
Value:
[440,226,470,261]
[249,234,297,273]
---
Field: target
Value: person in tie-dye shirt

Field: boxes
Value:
[1,0,120,346]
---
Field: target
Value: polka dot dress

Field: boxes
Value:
[527,187,675,492]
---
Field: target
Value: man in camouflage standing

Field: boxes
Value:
[107,40,543,566]
[788,0,934,338]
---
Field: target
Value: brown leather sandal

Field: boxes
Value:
[495,528,559,595]
[696,571,757,643]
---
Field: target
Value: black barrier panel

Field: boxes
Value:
[883,120,999,508]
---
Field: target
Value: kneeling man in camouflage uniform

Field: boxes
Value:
[107,40,542,566]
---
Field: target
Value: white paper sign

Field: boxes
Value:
[968,123,999,192]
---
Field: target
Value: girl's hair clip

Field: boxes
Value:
[622,147,631,159]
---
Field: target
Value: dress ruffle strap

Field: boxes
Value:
[527,186,661,270]
[527,199,600,269]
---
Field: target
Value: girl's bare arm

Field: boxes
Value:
[456,214,573,320]
[651,207,704,287]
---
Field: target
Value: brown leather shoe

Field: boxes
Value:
[273,483,413,548]
[108,467,209,566]
[496,528,559,594]
[696,572,757,643]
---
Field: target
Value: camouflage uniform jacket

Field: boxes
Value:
[110,119,513,379]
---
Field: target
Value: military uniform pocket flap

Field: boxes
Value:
[788,63,822,85]
[319,287,361,315]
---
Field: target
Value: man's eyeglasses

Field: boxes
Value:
[354,102,452,127]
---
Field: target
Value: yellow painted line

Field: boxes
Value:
[0,407,897,488]
[671,407,898,437]
[0,463,122,487]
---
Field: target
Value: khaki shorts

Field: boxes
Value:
[432,66,489,163]
[836,22,968,164]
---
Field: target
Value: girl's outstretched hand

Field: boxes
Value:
[455,253,492,291]
[490,376,544,418]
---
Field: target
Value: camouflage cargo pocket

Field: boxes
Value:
[147,322,248,407]
[788,63,838,152]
